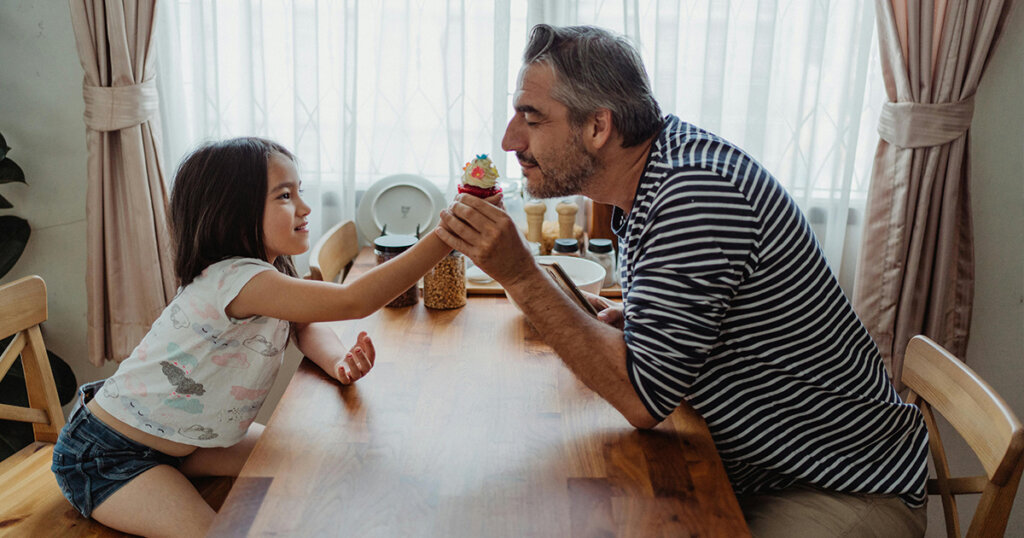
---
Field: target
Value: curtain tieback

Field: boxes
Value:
[877,95,975,149]
[82,77,159,132]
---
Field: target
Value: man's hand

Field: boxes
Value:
[334,331,375,384]
[436,193,536,287]
[582,291,625,329]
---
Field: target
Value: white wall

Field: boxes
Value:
[2,3,1022,534]
[933,4,1024,536]
[0,1,302,422]
[0,1,118,393]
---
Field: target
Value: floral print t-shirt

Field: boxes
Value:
[93,258,289,447]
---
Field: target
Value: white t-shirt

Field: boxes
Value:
[94,258,289,447]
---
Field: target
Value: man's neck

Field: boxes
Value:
[585,135,657,212]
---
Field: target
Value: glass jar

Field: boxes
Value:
[586,238,616,288]
[501,179,526,232]
[374,234,419,308]
[552,238,580,257]
[423,250,467,309]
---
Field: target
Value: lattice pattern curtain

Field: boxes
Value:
[565,1,884,291]
[70,0,176,367]
[154,0,524,275]
[853,0,1016,388]
[154,0,883,287]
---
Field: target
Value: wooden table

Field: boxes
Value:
[209,251,749,537]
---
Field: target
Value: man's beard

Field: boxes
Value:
[521,128,600,199]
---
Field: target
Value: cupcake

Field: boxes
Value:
[458,154,502,198]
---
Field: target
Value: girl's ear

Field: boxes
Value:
[585,108,613,151]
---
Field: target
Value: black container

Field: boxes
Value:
[552,238,580,256]
[374,234,419,307]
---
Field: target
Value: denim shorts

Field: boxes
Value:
[51,380,186,518]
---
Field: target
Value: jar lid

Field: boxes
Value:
[553,238,579,253]
[373,234,418,253]
[587,238,613,253]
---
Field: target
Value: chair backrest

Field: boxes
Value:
[902,335,1024,538]
[0,276,65,444]
[307,220,359,283]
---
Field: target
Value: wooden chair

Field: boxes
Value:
[307,220,360,283]
[0,276,232,536]
[0,276,76,533]
[902,335,1024,538]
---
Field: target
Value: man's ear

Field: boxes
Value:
[585,108,613,150]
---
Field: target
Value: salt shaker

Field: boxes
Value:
[524,201,546,256]
[586,238,616,288]
[552,238,580,257]
[556,201,578,239]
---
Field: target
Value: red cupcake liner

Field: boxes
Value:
[457,184,502,198]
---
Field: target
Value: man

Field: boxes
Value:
[436,24,929,536]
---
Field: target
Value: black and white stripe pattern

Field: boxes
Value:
[612,115,928,506]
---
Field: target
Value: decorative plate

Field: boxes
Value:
[356,174,446,241]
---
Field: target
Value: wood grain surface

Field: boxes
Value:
[209,249,748,537]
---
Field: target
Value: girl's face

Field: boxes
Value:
[263,152,311,263]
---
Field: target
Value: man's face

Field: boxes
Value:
[501,63,599,199]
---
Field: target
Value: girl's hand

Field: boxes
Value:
[334,331,375,384]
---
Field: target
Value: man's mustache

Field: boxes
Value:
[516,152,538,167]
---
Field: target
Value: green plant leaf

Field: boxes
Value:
[0,216,30,278]
[0,132,9,161]
[0,158,26,184]
[0,193,11,209]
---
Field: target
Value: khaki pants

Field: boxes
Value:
[738,484,927,538]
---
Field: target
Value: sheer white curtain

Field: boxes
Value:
[154,0,882,289]
[564,0,884,292]
[154,0,527,273]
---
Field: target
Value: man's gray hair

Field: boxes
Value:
[523,24,662,147]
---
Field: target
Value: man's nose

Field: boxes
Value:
[501,116,524,153]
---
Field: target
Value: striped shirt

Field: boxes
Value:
[612,115,928,506]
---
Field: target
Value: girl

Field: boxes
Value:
[51,138,485,537]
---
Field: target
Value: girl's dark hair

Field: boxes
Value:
[169,137,299,287]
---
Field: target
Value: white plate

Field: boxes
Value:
[356,174,447,242]
[465,265,494,284]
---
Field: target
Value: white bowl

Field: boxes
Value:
[507,255,604,313]
[506,255,606,314]
[534,255,606,296]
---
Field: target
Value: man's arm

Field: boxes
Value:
[437,195,658,428]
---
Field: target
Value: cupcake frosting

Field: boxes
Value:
[461,154,500,188]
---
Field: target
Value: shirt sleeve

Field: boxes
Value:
[214,258,279,320]
[623,174,759,421]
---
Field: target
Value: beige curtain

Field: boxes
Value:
[70,0,175,367]
[853,0,1016,389]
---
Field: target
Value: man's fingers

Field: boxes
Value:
[483,192,505,209]
[440,206,481,238]
[455,193,509,221]
[434,219,475,254]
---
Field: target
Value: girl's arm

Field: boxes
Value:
[295,323,375,384]
[227,229,452,322]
